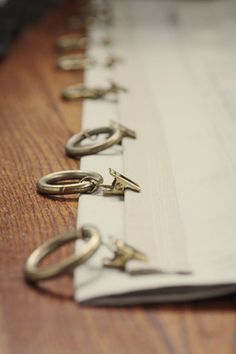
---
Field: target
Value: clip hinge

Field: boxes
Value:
[101,168,141,196]
[107,82,127,95]
[103,238,148,270]
[105,55,123,68]
[111,121,136,140]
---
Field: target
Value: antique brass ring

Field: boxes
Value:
[24,225,101,282]
[65,123,136,157]
[56,54,95,71]
[37,170,103,196]
[62,82,127,101]
[62,84,106,100]
[56,34,87,50]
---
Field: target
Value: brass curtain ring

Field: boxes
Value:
[62,82,127,101]
[56,34,88,50]
[65,122,136,157]
[24,225,101,282]
[56,54,95,71]
[37,169,140,197]
[56,54,122,71]
[37,170,103,196]
[56,34,111,51]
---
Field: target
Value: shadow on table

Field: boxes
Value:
[26,276,236,312]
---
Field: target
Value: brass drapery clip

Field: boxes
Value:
[101,169,141,196]
[103,237,148,270]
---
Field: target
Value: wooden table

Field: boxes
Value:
[0,2,235,354]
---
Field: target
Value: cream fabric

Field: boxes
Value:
[74,0,236,305]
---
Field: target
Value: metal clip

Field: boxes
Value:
[62,81,127,101]
[103,237,148,270]
[102,37,112,46]
[101,168,141,196]
[114,122,136,140]
[104,55,123,68]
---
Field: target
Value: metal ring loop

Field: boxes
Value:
[80,176,101,194]
[24,225,101,282]
[65,125,122,157]
[56,34,87,50]
[56,55,95,71]
[62,84,104,100]
[37,170,103,196]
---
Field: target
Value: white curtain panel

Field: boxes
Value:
[74,0,236,305]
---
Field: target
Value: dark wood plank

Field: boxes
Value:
[0,2,236,354]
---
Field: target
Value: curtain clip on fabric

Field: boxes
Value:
[105,55,123,68]
[101,168,141,196]
[24,225,148,282]
[37,168,141,197]
[103,237,148,270]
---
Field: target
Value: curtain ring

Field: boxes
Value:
[56,34,87,50]
[37,170,103,195]
[56,54,95,71]
[65,122,136,157]
[24,225,101,282]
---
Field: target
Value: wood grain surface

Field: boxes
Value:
[0,2,236,354]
